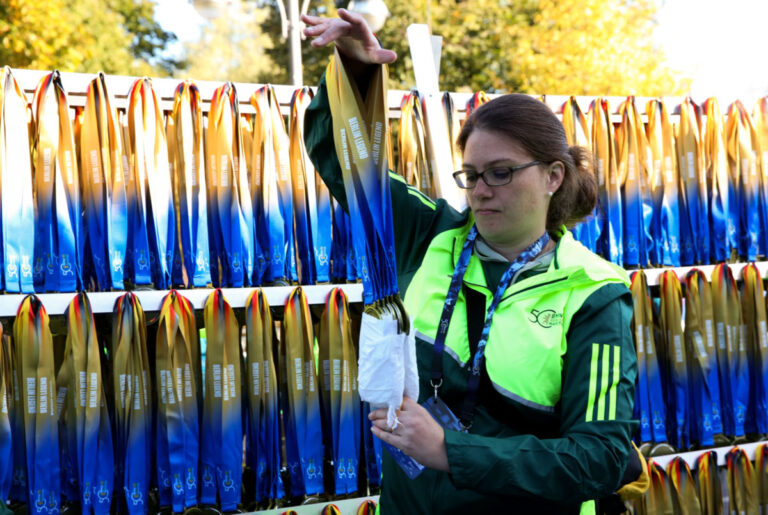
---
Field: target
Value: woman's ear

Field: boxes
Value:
[548,161,565,192]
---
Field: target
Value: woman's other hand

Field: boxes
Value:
[369,396,450,473]
[301,8,396,66]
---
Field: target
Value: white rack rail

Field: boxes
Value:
[0,283,363,316]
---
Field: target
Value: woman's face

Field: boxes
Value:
[462,129,562,255]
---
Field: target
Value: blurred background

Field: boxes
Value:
[1,0,766,102]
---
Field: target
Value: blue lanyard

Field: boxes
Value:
[430,225,550,428]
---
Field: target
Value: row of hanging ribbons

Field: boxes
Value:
[0,287,381,514]
[9,65,768,296]
[0,66,349,294]
[631,263,768,454]
[404,90,768,268]
[629,446,768,514]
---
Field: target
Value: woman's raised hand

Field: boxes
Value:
[301,8,397,65]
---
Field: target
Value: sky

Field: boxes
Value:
[154,0,768,104]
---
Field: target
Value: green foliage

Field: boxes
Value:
[375,0,689,95]
[0,0,181,76]
[181,2,276,83]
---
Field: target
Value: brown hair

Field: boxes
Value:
[456,94,597,234]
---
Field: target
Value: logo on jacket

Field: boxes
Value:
[528,309,562,328]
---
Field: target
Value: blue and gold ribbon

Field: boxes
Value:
[703,98,731,262]
[280,287,324,498]
[14,295,60,513]
[208,83,254,288]
[727,446,757,513]
[61,293,114,513]
[677,98,709,265]
[659,270,687,450]
[126,78,175,289]
[318,288,361,495]
[0,329,12,503]
[666,457,701,513]
[562,96,598,252]
[156,291,200,512]
[79,73,127,290]
[250,86,293,284]
[588,98,622,265]
[30,71,82,292]
[726,101,760,261]
[645,99,680,266]
[169,80,211,288]
[711,263,748,439]
[741,263,768,435]
[629,271,667,448]
[0,67,36,293]
[201,289,242,511]
[289,87,319,285]
[244,288,283,505]
[111,293,152,515]
[683,269,723,446]
[616,97,652,268]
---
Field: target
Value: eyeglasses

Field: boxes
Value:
[452,161,543,189]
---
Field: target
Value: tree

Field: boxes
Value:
[182,2,276,83]
[260,0,688,96]
[258,0,341,86]
[0,0,180,76]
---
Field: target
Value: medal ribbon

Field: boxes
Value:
[31,71,82,292]
[429,225,549,427]
[443,91,462,175]
[156,291,199,512]
[756,443,768,511]
[14,295,60,513]
[588,98,622,265]
[645,99,681,266]
[703,98,732,262]
[741,263,768,434]
[683,269,723,447]
[169,81,211,288]
[318,287,360,495]
[111,293,152,514]
[616,98,651,267]
[79,73,127,290]
[0,328,11,501]
[465,92,489,117]
[677,98,708,265]
[646,461,682,513]
[562,96,598,252]
[325,49,398,305]
[659,270,687,450]
[208,84,254,287]
[250,86,292,284]
[711,263,748,438]
[63,293,114,513]
[629,271,667,445]
[725,101,760,261]
[666,457,701,513]
[0,67,36,293]
[754,99,768,257]
[201,290,242,511]
[289,87,318,285]
[139,78,174,288]
[281,287,324,497]
[244,288,282,503]
[695,451,722,514]
[398,91,433,197]
[727,446,757,513]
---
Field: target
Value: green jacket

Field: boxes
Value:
[305,75,638,514]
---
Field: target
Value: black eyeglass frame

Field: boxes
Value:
[452,160,544,189]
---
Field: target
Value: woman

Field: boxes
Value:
[303,10,638,514]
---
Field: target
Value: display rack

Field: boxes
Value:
[4,65,766,512]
